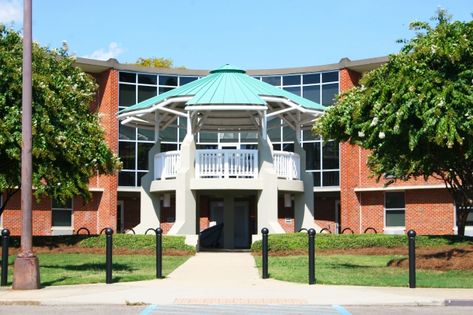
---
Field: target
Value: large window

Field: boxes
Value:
[118,70,340,187]
[457,205,473,227]
[385,192,405,227]
[52,199,73,227]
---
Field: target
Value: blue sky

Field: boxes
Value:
[0,0,471,69]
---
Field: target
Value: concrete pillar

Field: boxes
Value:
[223,194,235,249]
[168,134,197,235]
[294,142,320,231]
[133,141,161,234]
[256,136,285,234]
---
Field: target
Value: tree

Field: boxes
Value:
[314,11,473,236]
[135,57,173,68]
[0,25,121,216]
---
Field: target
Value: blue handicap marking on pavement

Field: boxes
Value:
[332,304,352,315]
[139,304,157,315]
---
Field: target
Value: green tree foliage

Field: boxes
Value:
[0,26,121,215]
[135,57,173,68]
[315,11,473,236]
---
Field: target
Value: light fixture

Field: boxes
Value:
[163,193,171,208]
[284,193,292,208]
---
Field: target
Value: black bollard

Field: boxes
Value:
[105,228,113,284]
[408,229,416,288]
[1,229,10,286]
[308,228,316,285]
[261,227,269,279]
[156,227,163,279]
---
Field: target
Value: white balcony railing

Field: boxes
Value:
[273,151,300,180]
[154,149,301,181]
[154,150,181,179]
[195,149,258,179]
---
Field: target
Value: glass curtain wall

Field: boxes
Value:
[118,70,340,187]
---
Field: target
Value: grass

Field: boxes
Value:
[254,254,473,288]
[251,233,473,252]
[2,253,190,286]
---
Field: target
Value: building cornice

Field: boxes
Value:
[75,56,389,76]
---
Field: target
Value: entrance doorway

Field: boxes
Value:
[234,200,250,249]
[117,200,124,233]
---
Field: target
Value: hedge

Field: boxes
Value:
[251,233,473,252]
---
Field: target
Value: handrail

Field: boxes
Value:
[195,149,258,179]
[273,151,300,180]
[155,150,181,180]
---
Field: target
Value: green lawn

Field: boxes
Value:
[254,255,473,288]
[2,253,190,286]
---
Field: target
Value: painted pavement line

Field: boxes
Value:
[139,304,157,315]
[332,304,352,315]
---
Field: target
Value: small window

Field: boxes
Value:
[52,199,73,227]
[385,192,405,227]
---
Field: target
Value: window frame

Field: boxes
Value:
[51,198,74,229]
[384,191,406,228]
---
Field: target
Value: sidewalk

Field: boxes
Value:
[0,252,472,306]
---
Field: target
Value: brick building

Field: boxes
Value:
[1,56,471,243]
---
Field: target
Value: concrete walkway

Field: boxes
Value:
[0,252,473,306]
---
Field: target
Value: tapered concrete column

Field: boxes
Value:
[223,194,235,249]
[257,136,285,234]
[294,142,320,231]
[134,141,162,233]
[168,134,196,235]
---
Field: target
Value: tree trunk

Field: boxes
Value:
[455,201,469,239]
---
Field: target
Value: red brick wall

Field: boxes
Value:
[338,67,454,235]
[160,195,176,234]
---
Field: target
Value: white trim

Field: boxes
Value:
[354,184,445,192]
[117,96,191,119]
[266,107,297,118]
[313,187,341,192]
[185,105,267,111]
[89,187,105,192]
[117,186,142,192]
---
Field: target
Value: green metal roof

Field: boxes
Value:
[119,65,325,114]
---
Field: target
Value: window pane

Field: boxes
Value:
[138,74,157,85]
[119,84,136,107]
[303,130,320,141]
[137,172,147,186]
[283,126,295,142]
[159,86,174,94]
[119,142,135,169]
[303,85,320,103]
[138,128,155,141]
[283,86,301,96]
[322,71,338,83]
[282,143,294,152]
[138,143,154,170]
[241,144,257,150]
[304,142,321,170]
[52,210,72,227]
[262,76,281,86]
[322,83,339,106]
[180,76,198,85]
[138,85,157,102]
[267,118,281,142]
[199,132,218,143]
[283,75,301,86]
[119,125,136,140]
[118,171,135,186]
[322,141,339,169]
[119,72,136,83]
[159,75,178,86]
[386,210,405,227]
[385,192,405,209]
[160,126,177,142]
[272,143,281,151]
[312,171,321,186]
[467,208,473,226]
[178,117,187,141]
[303,73,320,84]
[323,171,339,186]
[240,132,258,143]
[161,143,178,152]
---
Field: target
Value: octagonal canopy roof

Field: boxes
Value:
[118,64,326,132]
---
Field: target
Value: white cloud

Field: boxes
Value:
[0,0,22,24]
[83,42,124,61]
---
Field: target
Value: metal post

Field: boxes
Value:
[308,228,316,285]
[408,229,416,288]
[105,228,113,284]
[13,0,40,290]
[156,227,163,279]
[1,229,10,286]
[261,228,269,279]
